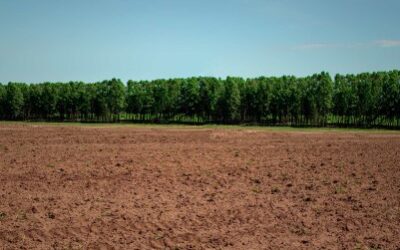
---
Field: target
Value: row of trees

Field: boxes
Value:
[0,70,399,128]
[0,79,125,122]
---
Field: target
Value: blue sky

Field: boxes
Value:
[0,0,399,83]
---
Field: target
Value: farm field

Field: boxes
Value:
[0,124,399,249]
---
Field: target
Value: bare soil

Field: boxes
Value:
[0,124,399,249]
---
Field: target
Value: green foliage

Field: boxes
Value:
[179,78,200,118]
[0,71,399,127]
[3,83,25,119]
[217,77,241,123]
[0,84,5,117]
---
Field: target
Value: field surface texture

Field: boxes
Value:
[0,124,399,249]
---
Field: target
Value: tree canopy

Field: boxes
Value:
[0,70,399,128]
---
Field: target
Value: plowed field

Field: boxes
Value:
[0,124,399,249]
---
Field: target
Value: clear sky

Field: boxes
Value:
[1,0,399,83]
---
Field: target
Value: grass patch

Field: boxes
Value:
[335,184,347,194]
[154,232,165,240]
[252,187,262,193]
[46,164,56,168]
[0,211,6,220]
[16,211,27,220]
[1,121,399,134]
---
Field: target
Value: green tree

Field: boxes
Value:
[126,80,144,117]
[106,78,126,115]
[4,83,25,119]
[313,72,333,125]
[179,78,199,120]
[0,84,5,118]
[216,77,241,123]
[198,77,221,122]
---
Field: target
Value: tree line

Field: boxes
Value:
[0,70,399,128]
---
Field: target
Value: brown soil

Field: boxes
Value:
[0,124,399,249]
